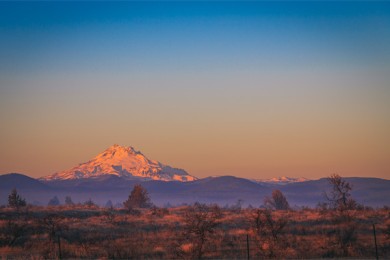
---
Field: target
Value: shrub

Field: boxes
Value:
[181,203,223,259]
[251,209,289,258]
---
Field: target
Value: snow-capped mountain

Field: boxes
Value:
[41,144,197,182]
[252,176,309,185]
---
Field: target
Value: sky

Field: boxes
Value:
[0,2,389,180]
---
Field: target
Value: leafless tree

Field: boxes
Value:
[40,214,67,259]
[324,174,358,257]
[181,203,223,259]
[251,209,289,258]
[325,174,356,212]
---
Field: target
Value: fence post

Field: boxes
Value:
[373,224,378,260]
[246,234,250,260]
[57,234,62,260]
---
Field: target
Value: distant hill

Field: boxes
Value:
[143,176,273,206]
[279,177,390,207]
[0,173,389,207]
[0,173,49,190]
[0,173,51,206]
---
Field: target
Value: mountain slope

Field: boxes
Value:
[41,144,196,182]
[0,173,50,190]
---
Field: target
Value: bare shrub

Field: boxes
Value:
[40,213,67,258]
[323,174,359,257]
[150,206,169,218]
[251,209,289,258]
[83,199,98,208]
[1,219,27,247]
[325,174,356,212]
[102,208,115,224]
[177,203,223,259]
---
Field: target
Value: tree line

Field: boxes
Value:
[5,174,358,212]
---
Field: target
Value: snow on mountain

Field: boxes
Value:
[41,144,197,182]
[252,176,309,185]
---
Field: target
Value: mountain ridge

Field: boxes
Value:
[251,176,309,185]
[1,173,389,207]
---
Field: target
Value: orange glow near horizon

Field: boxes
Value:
[0,69,389,180]
[1,2,390,180]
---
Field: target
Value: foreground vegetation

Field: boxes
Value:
[1,176,389,259]
[0,204,389,259]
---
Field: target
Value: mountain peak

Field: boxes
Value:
[110,144,134,150]
[41,144,197,182]
[101,144,139,157]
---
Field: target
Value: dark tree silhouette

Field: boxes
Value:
[123,184,152,209]
[8,188,26,208]
[41,214,67,258]
[65,196,74,206]
[325,174,356,211]
[264,190,290,210]
[325,174,358,257]
[48,196,60,206]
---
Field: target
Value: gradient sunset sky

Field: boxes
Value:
[0,2,389,180]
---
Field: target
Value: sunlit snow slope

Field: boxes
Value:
[41,144,197,182]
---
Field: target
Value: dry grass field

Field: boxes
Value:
[0,204,389,259]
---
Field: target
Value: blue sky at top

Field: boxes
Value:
[1,1,389,75]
